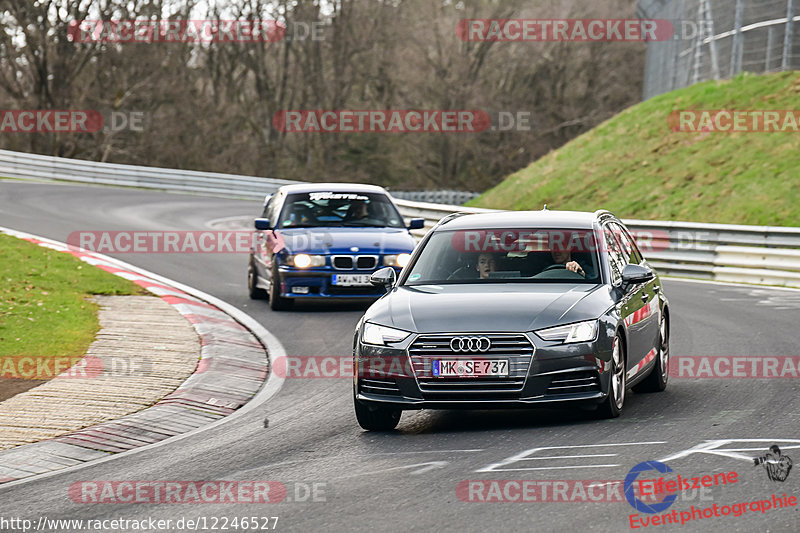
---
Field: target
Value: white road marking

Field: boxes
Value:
[517,454,617,460]
[336,461,449,479]
[476,441,667,473]
[659,438,800,464]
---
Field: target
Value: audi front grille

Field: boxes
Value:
[408,333,534,399]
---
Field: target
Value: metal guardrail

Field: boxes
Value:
[389,190,480,205]
[2,148,800,288]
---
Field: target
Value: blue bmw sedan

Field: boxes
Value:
[248,183,423,310]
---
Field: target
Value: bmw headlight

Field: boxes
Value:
[383,253,411,268]
[287,254,325,268]
[536,320,598,343]
[361,323,411,346]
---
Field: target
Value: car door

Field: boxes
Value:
[612,222,661,361]
[609,222,660,371]
[602,223,649,373]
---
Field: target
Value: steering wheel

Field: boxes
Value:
[543,263,567,271]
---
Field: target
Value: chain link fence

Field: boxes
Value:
[638,0,799,98]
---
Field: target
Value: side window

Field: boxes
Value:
[610,222,643,265]
[260,196,273,219]
[602,225,625,285]
[265,192,283,224]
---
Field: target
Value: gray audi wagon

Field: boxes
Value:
[352,210,670,430]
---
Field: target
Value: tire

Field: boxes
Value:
[269,263,293,311]
[247,261,268,300]
[354,394,401,431]
[633,312,669,393]
[596,333,626,419]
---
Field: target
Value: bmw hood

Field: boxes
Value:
[276,228,415,255]
[365,283,612,333]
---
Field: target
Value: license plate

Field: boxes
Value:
[332,274,372,286]
[432,359,509,377]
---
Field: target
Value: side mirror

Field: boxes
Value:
[621,264,655,285]
[407,218,425,230]
[254,218,271,230]
[370,267,397,289]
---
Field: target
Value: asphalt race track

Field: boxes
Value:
[1,181,799,533]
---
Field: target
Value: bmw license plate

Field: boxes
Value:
[433,359,509,377]
[332,274,372,286]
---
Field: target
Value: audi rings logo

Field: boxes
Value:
[449,336,491,352]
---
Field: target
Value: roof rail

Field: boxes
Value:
[436,212,470,227]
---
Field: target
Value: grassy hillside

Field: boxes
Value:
[470,71,800,226]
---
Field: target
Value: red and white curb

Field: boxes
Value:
[0,227,285,486]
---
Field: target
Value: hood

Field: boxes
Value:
[365,283,613,333]
[276,227,415,255]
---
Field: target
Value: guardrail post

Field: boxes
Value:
[730,0,744,76]
[783,0,795,70]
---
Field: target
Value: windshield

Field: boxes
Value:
[277,192,405,229]
[403,229,602,285]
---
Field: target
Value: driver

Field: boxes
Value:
[348,201,370,220]
[549,248,585,277]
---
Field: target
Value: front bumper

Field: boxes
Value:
[277,267,398,299]
[354,331,614,409]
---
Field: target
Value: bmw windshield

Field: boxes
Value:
[403,229,602,285]
[277,192,405,229]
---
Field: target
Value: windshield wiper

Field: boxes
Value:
[341,221,386,227]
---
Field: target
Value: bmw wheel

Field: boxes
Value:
[269,263,293,311]
[248,260,268,300]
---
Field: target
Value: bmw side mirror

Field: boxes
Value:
[407,218,425,230]
[621,264,655,285]
[254,218,271,230]
[370,267,397,289]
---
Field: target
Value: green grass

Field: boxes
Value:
[470,71,800,226]
[0,233,145,358]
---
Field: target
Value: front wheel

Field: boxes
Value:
[354,394,401,431]
[248,261,268,300]
[269,263,293,311]
[633,313,669,393]
[597,333,626,419]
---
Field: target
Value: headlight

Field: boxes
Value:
[361,323,411,345]
[384,253,412,268]
[536,320,598,343]
[288,254,325,268]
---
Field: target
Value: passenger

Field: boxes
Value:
[448,252,497,280]
[476,252,497,279]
